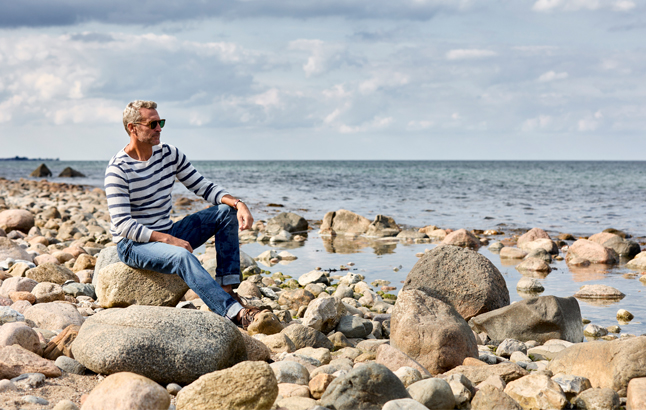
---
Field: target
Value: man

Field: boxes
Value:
[105,100,265,329]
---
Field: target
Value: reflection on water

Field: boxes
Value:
[321,235,397,255]
[241,233,646,337]
[569,265,612,282]
[576,298,623,307]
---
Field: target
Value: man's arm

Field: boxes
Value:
[219,194,254,231]
[149,231,193,252]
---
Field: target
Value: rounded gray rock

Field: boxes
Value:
[407,378,456,410]
[71,305,247,385]
[320,362,411,410]
[336,315,372,338]
[55,356,86,375]
[270,360,310,385]
[402,245,509,320]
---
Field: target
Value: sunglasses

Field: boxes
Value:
[133,119,166,129]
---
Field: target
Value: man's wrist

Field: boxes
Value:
[232,199,244,210]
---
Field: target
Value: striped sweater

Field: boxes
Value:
[105,143,228,243]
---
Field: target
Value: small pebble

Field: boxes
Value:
[617,309,634,322]
[23,395,49,405]
[167,383,182,395]
[0,379,17,392]
[53,399,80,410]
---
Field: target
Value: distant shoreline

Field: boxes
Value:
[0,156,59,161]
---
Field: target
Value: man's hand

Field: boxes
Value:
[150,231,193,253]
[236,202,254,231]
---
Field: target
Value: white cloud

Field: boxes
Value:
[522,115,553,132]
[532,0,635,12]
[578,110,603,131]
[446,49,497,60]
[289,39,356,77]
[252,89,282,109]
[613,1,636,11]
[0,32,264,126]
[538,71,569,82]
[359,72,409,94]
[406,120,433,131]
[49,99,122,125]
[338,116,393,133]
[322,84,352,99]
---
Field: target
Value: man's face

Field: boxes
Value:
[131,107,162,146]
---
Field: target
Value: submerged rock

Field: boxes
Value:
[58,167,86,177]
[29,163,53,177]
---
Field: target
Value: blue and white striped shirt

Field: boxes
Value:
[105,143,228,243]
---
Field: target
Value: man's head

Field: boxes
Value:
[123,100,157,134]
[123,100,163,147]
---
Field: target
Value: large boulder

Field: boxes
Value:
[0,237,34,262]
[469,296,583,343]
[566,239,618,264]
[95,262,188,308]
[72,305,247,385]
[441,229,481,249]
[320,362,411,410]
[81,372,171,410]
[319,209,371,236]
[390,290,478,375]
[26,263,79,285]
[176,361,278,410]
[0,210,35,233]
[265,212,308,235]
[402,245,509,320]
[548,336,646,397]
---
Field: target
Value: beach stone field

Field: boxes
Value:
[1,177,646,410]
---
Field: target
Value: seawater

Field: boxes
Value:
[1,160,645,335]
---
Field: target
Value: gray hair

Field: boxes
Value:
[123,100,157,134]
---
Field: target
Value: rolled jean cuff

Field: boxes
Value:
[215,273,241,287]
[226,302,244,320]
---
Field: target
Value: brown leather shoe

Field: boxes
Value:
[234,307,269,330]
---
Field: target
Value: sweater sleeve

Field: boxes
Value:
[172,146,229,204]
[105,162,154,242]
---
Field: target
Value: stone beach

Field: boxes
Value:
[1,176,646,409]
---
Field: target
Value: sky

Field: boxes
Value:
[0,0,644,160]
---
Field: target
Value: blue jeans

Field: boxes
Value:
[117,204,243,319]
